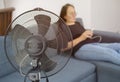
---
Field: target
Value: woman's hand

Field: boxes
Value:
[80,30,93,41]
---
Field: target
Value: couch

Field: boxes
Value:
[0,18,120,82]
[0,35,96,82]
[91,30,120,82]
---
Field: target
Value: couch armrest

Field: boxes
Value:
[94,30,120,43]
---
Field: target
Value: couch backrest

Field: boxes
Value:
[0,36,15,78]
[76,18,84,27]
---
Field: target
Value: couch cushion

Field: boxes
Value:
[0,36,15,78]
[49,57,96,82]
[0,57,96,82]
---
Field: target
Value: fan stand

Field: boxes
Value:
[28,71,41,82]
[28,59,41,82]
[28,59,49,82]
[32,81,39,82]
[27,62,49,82]
[23,35,50,82]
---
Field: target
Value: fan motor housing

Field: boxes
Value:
[24,35,47,58]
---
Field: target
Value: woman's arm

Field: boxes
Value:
[62,35,85,51]
[62,30,93,51]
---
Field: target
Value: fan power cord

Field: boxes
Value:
[20,54,29,76]
[91,35,102,43]
[43,71,49,82]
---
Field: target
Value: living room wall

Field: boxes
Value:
[4,0,120,32]
[5,0,91,29]
[0,0,4,8]
[91,0,120,32]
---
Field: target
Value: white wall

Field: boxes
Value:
[5,0,91,28]
[91,0,120,32]
[4,0,120,32]
[0,0,4,8]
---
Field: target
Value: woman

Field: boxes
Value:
[59,3,120,65]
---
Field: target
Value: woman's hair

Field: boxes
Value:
[55,4,74,51]
[59,3,74,22]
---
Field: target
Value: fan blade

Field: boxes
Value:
[34,14,51,36]
[10,24,32,61]
[5,24,33,73]
[47,30,68,52]
[40,53,57,72]
[10,24,32,51]
[11,24,32,39]
[47,39,57,49]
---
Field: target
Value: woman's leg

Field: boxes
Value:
[92,43,120,53]
[75,43,120,65]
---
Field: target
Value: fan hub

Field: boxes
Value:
[25,35,46,58]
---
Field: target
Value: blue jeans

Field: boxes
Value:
[75,43,120,65]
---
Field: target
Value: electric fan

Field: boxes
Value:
[4,8,73,82]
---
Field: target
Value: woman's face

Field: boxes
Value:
[64,6,76,23]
